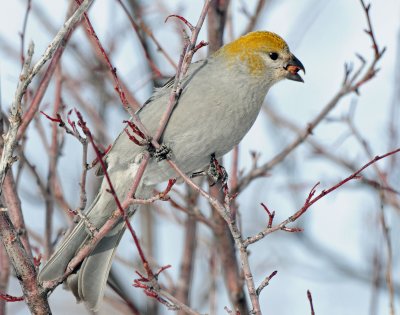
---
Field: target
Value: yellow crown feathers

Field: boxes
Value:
[220,31,288,56]
[215,31,289,75]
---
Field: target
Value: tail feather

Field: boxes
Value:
[38,167,151,311]
[77,221,126,310]
[38,192,104,282]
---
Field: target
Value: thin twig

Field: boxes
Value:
[244,148,400,247]
[19,0,32,67]
[379,198,395,315]
[242,0,266,35]
[0,0,94,195]
[256,270,277,296]
[307,290,315,315]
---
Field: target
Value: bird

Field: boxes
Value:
[38,31,305,311]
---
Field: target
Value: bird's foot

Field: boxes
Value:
[208,153,228,186]
[153,144,172,162]
[191,154,228,186]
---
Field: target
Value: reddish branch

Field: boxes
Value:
[123,120,147,146]
[206,6,250,313]
[0,293,24,302]
[244,147,400,247]
[261,203,275,228]
[59,2,212,311]
[75,0,141,112]
[75,110,155,277]
[116,0,174,74]
[44,66,63,260]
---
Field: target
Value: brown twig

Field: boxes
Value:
[62,2,213,309]
[166,161,261,314]
[19,0,32,67]
[3,173,33,259]
[0,208,51,314]
[116,0,172,76]
[0,0,93,198]
[17,1,82,141]
[242,0,267,35]
[176,188,198,315]
[0,240,10,315]
[158,288,203,315]
[75,110,155,277]
[44,66,63,259]
[307,290,315,315]
[379,199,395,315]
[243,148,400,247]
[256,270,277,296]
[75,0,141,113]
[208,0,231,54]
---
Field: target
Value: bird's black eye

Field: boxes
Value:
[269,52,279,60]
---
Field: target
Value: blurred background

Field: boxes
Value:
[0,0,399,314]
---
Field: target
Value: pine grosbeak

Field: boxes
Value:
[39,31,305,310]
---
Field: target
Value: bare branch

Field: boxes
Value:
[0,209,51,314]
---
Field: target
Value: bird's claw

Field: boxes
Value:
[154,144,172,162]
[208,154,228,186]
[191,154,228,186]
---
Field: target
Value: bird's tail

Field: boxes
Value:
[38,177,142,311]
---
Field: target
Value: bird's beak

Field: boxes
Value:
[285,54,305,82]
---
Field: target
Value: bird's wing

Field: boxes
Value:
[94,59,210,177]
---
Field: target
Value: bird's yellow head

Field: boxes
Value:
[215,31,305,82]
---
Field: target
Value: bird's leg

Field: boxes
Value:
[191,153,228,186]
[208,153,228,187]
